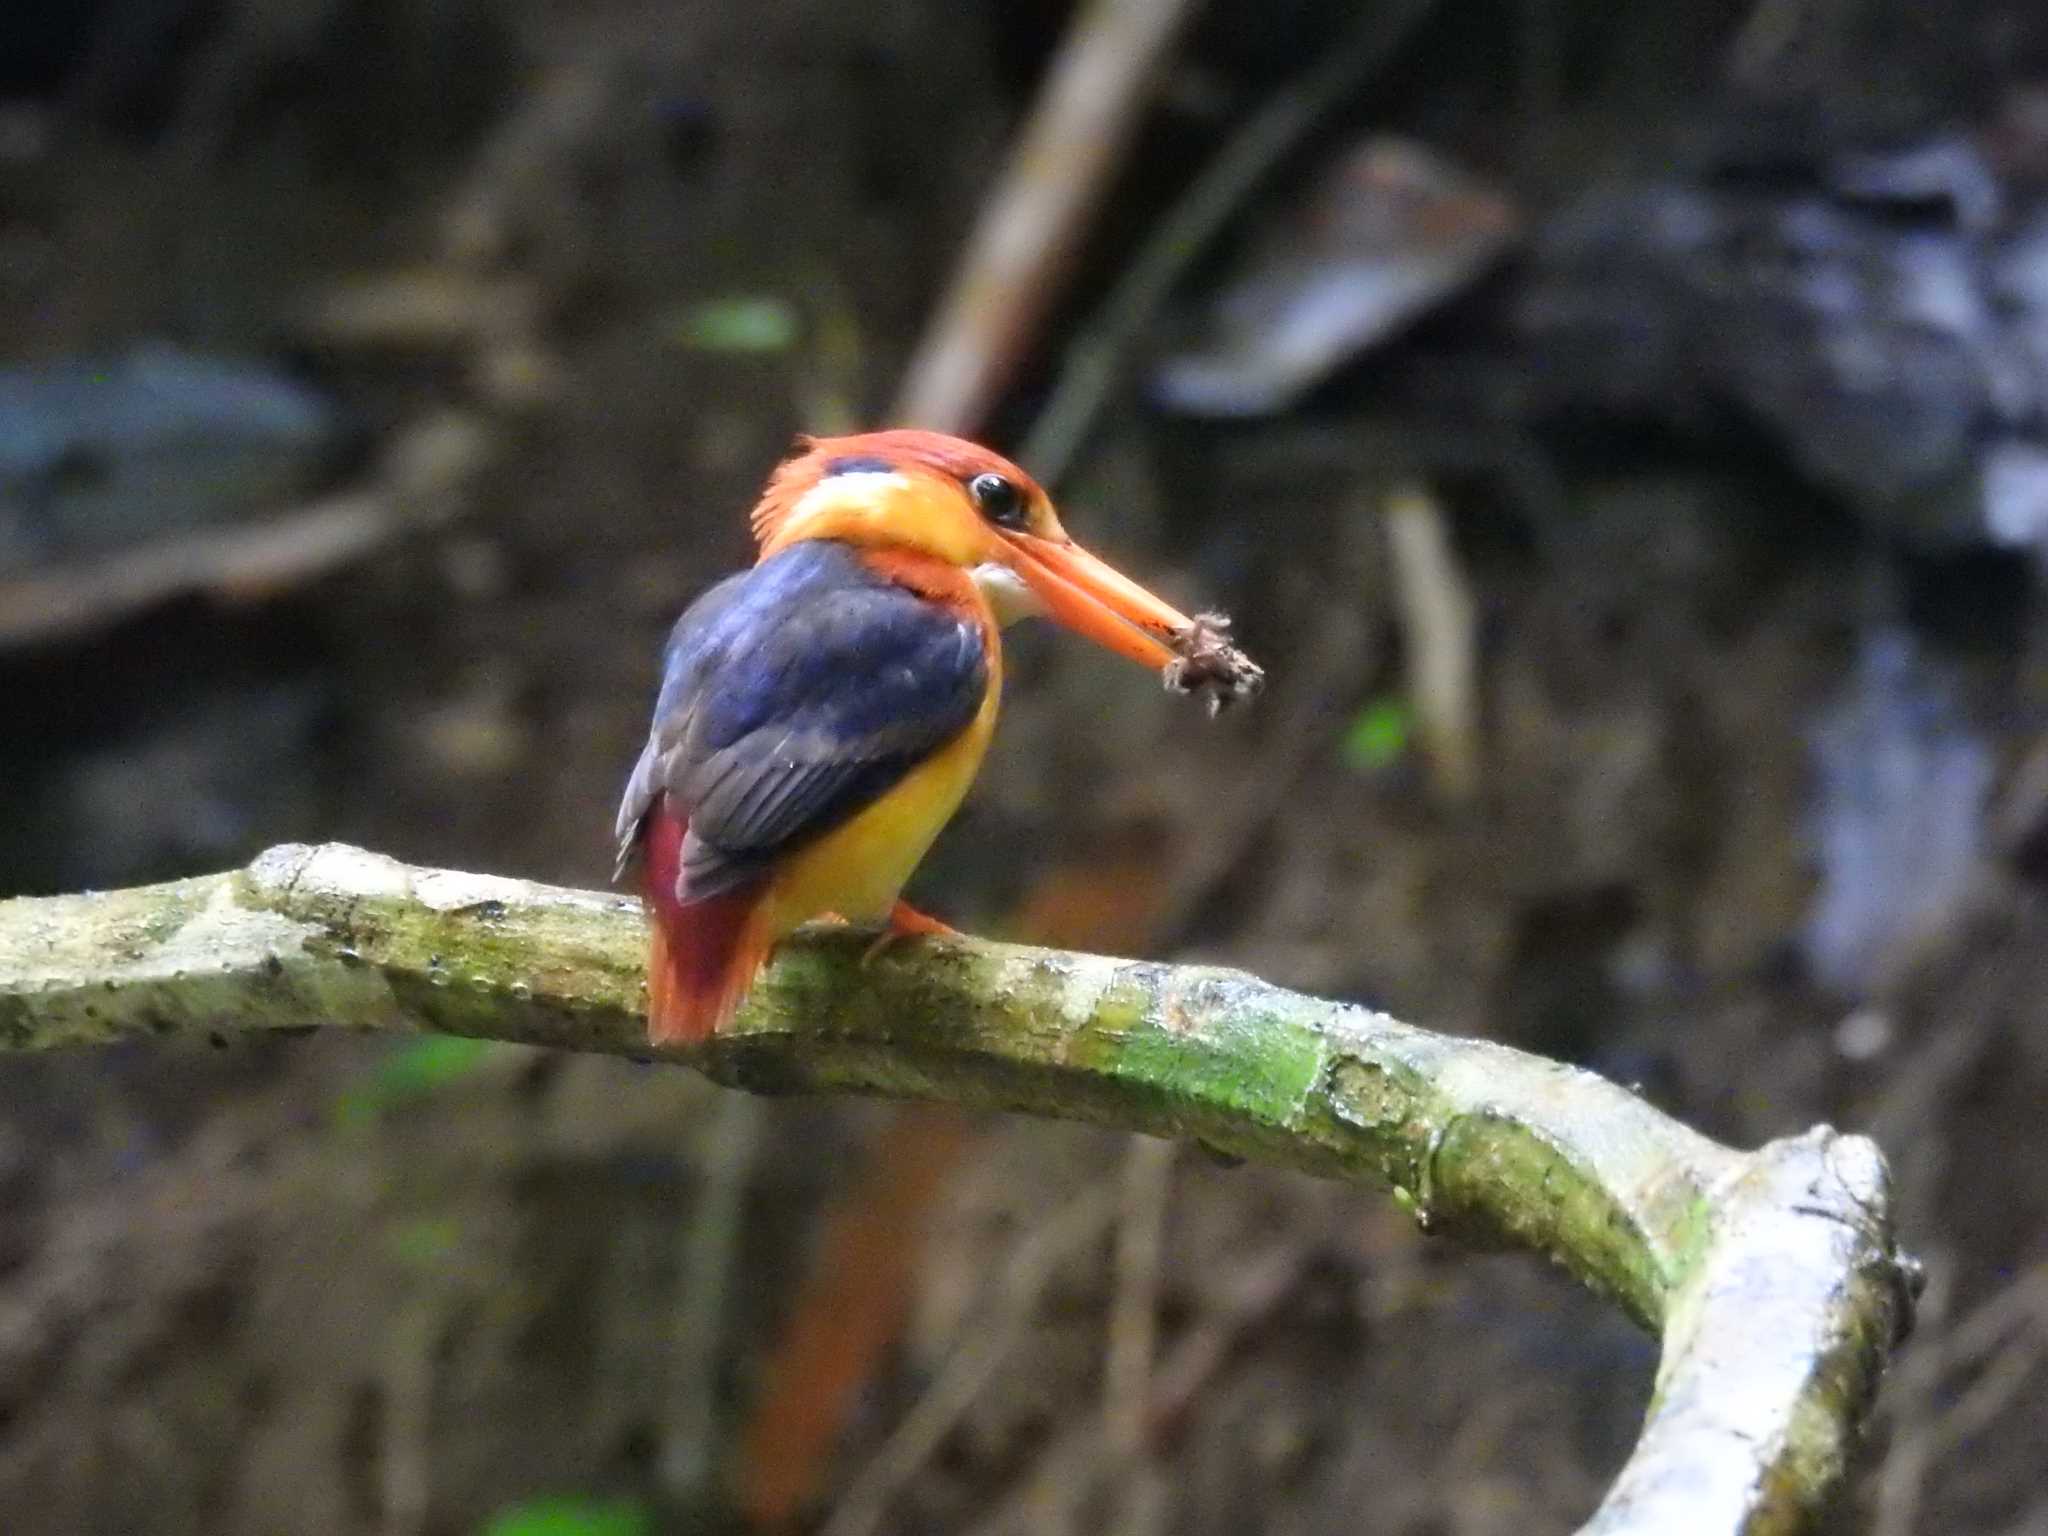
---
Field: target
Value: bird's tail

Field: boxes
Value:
[638,802,773,1046]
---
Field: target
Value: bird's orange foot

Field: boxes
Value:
[889,900,958,938]
[861,900,959,967]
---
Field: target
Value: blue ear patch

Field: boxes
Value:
[822,453,896,477]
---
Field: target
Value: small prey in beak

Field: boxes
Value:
[1164,612,1266,715]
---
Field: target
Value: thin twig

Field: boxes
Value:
[1924,1325,2045,1460]
[1875,1254,2047,1536]
[818,1189,1119,1536]
[1385,480,1481,803]
[440,53,618,271]
[1884,1259,2048,1400]
[1020,0,1444,485]
[892,0,1202,434]
[379,1297,444,1536]
[0,411,493,649]
[661,1090,766,1501]
[1872,1253,1953,1536]
[1105,1137,1177,1536]
[735,1108,977,1528]
[961,1241,1313,1536]
[1992,1495,2048,1536]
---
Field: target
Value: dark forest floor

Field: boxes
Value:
[2,2,2045,1533]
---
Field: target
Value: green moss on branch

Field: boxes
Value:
[0,842,1914,1535]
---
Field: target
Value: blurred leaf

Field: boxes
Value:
[668,296,800,353]
[1342,697,1412,772]
[1154,139,1519,417]
[333,1035,496,1126]
[379,1034,495,1093]
[389,1216,462,1270]
[482,1497,651,1536]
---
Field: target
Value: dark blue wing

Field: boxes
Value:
[615,542,988,900]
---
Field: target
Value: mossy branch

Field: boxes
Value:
[0,843,1914,1533]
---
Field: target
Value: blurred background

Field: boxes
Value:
[2,0,2046,1531]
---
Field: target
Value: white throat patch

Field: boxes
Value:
[970,562,1047,627]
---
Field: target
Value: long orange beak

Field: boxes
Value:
[1000,533,1193,670]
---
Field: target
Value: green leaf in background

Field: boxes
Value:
[377,1034,495,1096]
[388,1216,462,1270]
[482,1496,652,1536]
[667,296,800,353]
[332,1035,495,1126]
[1341,696,1413,773]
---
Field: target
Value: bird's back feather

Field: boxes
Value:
[618,539,995,1041]
[618,541,989,895]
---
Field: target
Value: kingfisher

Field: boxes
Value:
[616,428,1257,1046]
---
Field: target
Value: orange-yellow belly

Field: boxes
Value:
[758,668,1000,935]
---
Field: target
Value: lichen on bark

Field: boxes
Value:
[0,841,1916,1535]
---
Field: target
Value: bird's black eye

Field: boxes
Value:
[968,472,1029,529]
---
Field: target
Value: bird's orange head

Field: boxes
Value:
[749,428,1192,669]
